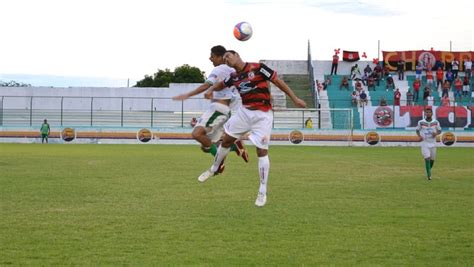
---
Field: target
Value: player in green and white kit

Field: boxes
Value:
[416,107,441,180]
[40,119,50,143]
[172,45,248,171]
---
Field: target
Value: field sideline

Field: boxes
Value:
[0,144,472,265]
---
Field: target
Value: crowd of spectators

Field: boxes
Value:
[329,57,474,107]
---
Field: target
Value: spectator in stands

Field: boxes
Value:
[436,67,444,90]
[325,76,332,85]
[463,75,470,97]
[340,76,350,90]
[351,90,359,106]
[434,59,445,71]
[305,117,313,129]
[364,64,372,76]
[423,86,431,105]
[415,61,423,80]
[323,78,331,90]
[386,74,395,91]
[359,90,368,107]
[367,75,376,91]
[413,78,422,103]
[316,80,324,91]
[451,58,460,78]
[330,54,339,75]
[394,88,401,106]
[406,89,414,106]
[453,76,463,103]
[361,72,368,86]
[445,68,454,85]
[397,58,405,80]
[379,96,387,106]
[426,68,434,88]
[426,91,434,106]
[441,95,450,106]
[442,80,451,98]
[350,64,361,80]
[464,57,472,80]
[471,87,474,106]
[355,80,363,92]
[383,64,390,80]
[373,64,383,85]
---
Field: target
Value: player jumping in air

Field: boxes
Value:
[198,50,307,207]
[172,45,248,173]
[416,107,442,180]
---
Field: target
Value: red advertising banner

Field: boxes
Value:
[382,50,473,71]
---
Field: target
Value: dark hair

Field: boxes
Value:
[211,45,227,57]
[225,50,237,55]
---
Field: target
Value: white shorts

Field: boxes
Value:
[421,143,437,160]
[195,102,230,143]
[224,107,273,149]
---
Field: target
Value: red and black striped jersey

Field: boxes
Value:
[224,62,276,112]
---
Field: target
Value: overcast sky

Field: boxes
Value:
[0,0,472,87]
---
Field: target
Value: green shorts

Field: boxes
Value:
[41,133,49,138]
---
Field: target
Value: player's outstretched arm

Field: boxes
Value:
[204,81,226,99]
[272,78,307,108]
[172,83,211,101]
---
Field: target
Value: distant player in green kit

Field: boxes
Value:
[40,119,50,143]
[416,107,441,180]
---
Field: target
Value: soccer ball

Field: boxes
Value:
[233,22,253,41]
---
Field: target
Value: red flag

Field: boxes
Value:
[343,50,360,62]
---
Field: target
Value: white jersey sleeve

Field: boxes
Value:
[206,64,235,85]
[206,64,236,100]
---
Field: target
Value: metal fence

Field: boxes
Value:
[0,96,324,129]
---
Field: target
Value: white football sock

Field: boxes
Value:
[210,146,231,173]
[258,155,270,194]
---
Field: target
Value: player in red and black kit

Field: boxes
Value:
[199,50,306,207]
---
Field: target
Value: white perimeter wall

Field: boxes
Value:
[0,84,212,112]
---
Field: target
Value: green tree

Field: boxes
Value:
[134,65,205,87]
[153,69,174,87]
[174,64,205,83]
[134,75,154,87]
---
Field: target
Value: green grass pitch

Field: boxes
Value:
[0,143,472,265]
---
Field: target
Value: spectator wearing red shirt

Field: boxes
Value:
[436,67,444,90]
[394,88,401,106]
[413,78,421,103]
[462,76,470,97]
[426,69,434,88]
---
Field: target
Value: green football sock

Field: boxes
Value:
[209,143,217,156]
[230,143,237,152]
[430,160,434,168]
[425,159,431,177]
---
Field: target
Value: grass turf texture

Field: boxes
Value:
[0,144,472,265]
